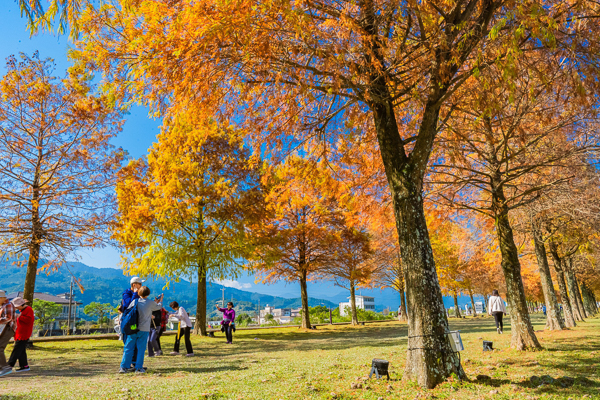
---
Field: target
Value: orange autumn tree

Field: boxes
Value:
[427,213,471,318]
[66,0,600,387]
[248,157,340,329]
[430,57,600,349]
[326,222,375,326]
[112,116,262,335]
[0,53,124,303]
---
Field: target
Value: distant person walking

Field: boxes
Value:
[216,302,236,344]
[119,287,162,373]
[2,297,34,376]
[488,290,507,334]
[169,301,194,356]
[0,291,16,376]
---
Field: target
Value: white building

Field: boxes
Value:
[259,305,300,324]
[339,295,375,316]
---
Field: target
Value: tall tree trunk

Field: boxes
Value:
[398,289,408,321]
[194,264,207,335]
[453,292,462,318]
[349,279,358,325]
[299,270,311,329]
[23,241,40,304]
[23,183,42,304]
[491,181,540,350]
[580,281,597,316]
[369,47,463,386]
[549,244,576,328]
[467,286,477,317]
[532,229,564,330]
[395,190,465,386]
[564,264,584,322]
[569,263,587,319]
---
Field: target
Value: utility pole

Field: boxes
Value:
[221,287,225,307]
[258,299,260,324]
[66,277,74,335]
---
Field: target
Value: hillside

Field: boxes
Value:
[0,259,337,316]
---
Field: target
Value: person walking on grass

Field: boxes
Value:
[0,291,16,376]
[119,287,162,374]
[0,297,34,376]
[216,302,236,344]
[488,290,507,334]
[169,301,193,357]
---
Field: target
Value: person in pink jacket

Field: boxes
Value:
[216,302,236,344]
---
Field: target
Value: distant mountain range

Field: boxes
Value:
[0,258,483,317]
[0,259,338,317]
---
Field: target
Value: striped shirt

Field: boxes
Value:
[0,302,16,332]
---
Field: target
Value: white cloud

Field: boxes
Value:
[215,279,252,290]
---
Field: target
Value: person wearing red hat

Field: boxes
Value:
[1,297,34,376]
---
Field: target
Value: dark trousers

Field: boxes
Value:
[492,312,504,331]
[174,327,193,354]
[157,327,164,350]
[223,323,233,343]
[8,339,28,368]
[148,327,160,356]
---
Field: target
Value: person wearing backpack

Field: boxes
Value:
[119,287,162,373]
[120,277,144,368]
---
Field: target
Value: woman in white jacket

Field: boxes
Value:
[488,290,507,334]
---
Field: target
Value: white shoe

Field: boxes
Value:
[499,329,503,334]
[170,351,180,355]
[185,353,194,357]
[497,328,501,334]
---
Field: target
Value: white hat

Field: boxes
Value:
[130,277,145,285]
[0,290,6,298]
[11,297,28,307]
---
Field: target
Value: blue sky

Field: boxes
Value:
[0,6,477,309]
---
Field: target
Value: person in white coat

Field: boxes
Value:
[488,290,507,334]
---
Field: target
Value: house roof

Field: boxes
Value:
[7,292,82,305]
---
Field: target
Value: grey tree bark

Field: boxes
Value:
[194,266,207,336]
[491,177,541,349]
[531,228,564,330]
[567,260,587,319]
[453,292,462,318]
[468,286,477,317]
[299,270,311,329]
[564,265,584,322]
[549,244,576,328]
[349,280,359,326]
[580,281,597,316]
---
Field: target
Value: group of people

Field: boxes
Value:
[117,277,236,373]
[0,291,34,377]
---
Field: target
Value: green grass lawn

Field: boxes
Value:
[1,314,599,399]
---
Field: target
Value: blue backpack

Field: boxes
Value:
[121,298,139,335]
